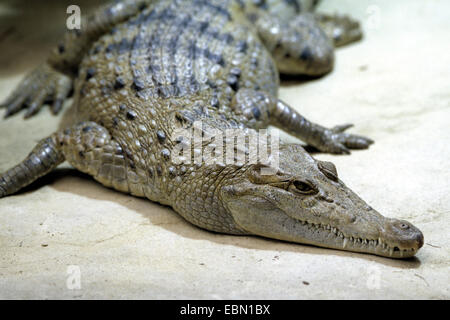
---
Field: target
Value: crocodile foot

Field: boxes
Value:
[1,63,72,119]
[316,13,363,47]
[316,124,374,155]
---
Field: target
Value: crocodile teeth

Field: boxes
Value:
[343,238,348,249]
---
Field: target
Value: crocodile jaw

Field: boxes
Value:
[223,194,423,259]
[220,145,424,259]
[281,217,423,259]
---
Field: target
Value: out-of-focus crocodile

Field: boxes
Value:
[0,0,423,258]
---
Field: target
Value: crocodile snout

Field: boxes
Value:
[383,218,424,253]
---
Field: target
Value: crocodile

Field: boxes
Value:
[0,0,424,258]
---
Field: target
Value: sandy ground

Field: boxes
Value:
[0,0,448,299]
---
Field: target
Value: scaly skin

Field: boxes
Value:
[0,0,423,258]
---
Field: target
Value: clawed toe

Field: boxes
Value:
[317,13,363,47]
[341,135,374,150]
[1,63,72,119]
[318,124,375,155]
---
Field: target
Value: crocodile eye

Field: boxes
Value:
[291,180,317,195]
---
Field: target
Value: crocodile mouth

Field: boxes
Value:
[296,220,421,258]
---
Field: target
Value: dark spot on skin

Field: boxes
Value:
[132,79,145,91]
[300,47,313,61]
[106,44,115,53]
[82,126,92,133]
[284,0,301,13]
[175,136,184,144]
[199,21,210,33]
[58,43,65,54]
[148,168,154,178]
[79,151,85,158]
[189,43,226,67]
[92,45,101,55]
[124,148,133,160]
[200,1,232,20]
[211,97,220,108]
[119,104,126,111]
[157,86,170,98]
[101,87,110,96]
[118,38,131,54]
[222,33,234,44]
[168,167,176,177]
[230,68,241,78]
[114,77,126,90]
[156,130,166,143]
[252,107,261,120]
[253,0,268,10]
[156,166,163,176]
[149,64,161,72]
[86,68,96,80]
[112,117,119,126]
[227,75,239,91]
[115,145,123,155]
[175,112,186,124]
[236,40,248,53]
[126,110,137,120]
[236,0,246,9]
[161,149,171,160]
[274,41,282,51]
[206,79,217,89]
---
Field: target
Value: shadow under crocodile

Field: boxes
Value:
[20,168,422,269]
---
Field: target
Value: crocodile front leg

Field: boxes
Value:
[270,99,374,154]
[0,122,148,199]
[231,89,373,154]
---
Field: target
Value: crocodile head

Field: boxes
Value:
[221,144,424,258]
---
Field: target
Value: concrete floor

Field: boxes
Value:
[0,0,449,299]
